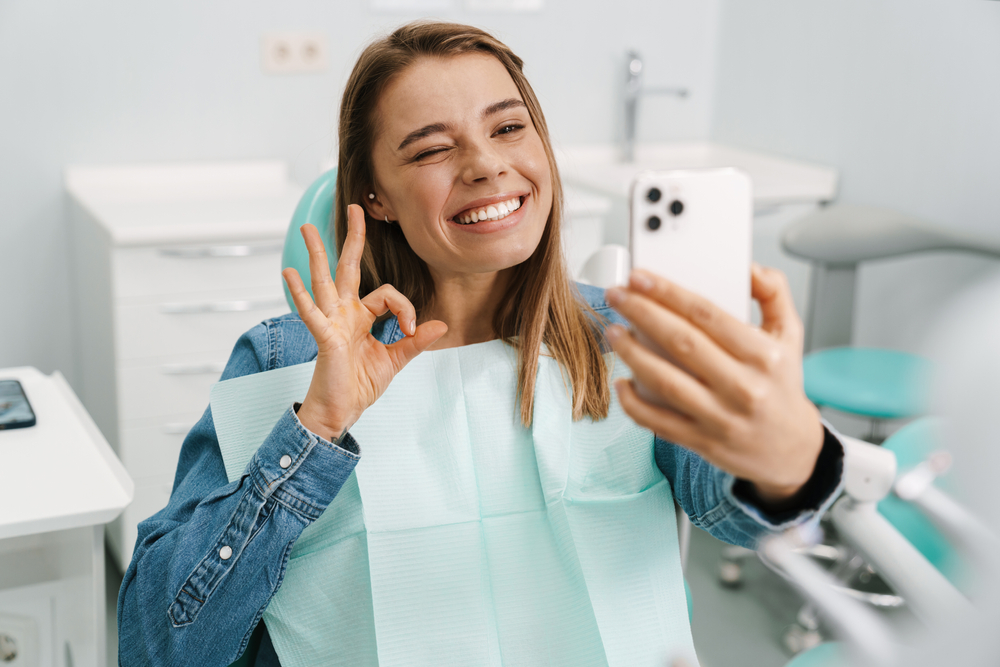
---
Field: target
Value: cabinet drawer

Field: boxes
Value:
[114,289,288,361]
[112,241,284,298]
[117,355,227,420]
[118,414,203,480]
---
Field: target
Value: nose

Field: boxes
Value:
[460,138,507,184]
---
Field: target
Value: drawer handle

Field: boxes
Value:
[162,423,195,435]
[160,362,226,375]
[158,243,284,258]
[159,298,286,314]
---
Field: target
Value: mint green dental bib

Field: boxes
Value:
[212,340,697,667]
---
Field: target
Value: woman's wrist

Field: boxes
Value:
[294,401,350,443]
[735,422,844,518]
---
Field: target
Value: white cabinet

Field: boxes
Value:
[66,161,303,570]
[0,366,132,667]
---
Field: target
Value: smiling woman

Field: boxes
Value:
[117,20,844,667]
[327,24,606,428]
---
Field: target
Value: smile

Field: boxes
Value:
[453,196,523,225]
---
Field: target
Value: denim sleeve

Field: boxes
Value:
[656,423,845,549]
[117,323,360,667]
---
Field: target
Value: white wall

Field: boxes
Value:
[712,0,1000,352]
[0,0,719,381]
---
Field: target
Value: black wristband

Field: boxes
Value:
[731,425,845,524]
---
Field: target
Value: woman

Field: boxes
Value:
[118,21,843,667]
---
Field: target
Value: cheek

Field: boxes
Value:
[525,141,552,194]
[401,169,453,221]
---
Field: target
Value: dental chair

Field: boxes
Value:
[767,432,964,667]
[768,413,1000,667]
[782,205,1000,442]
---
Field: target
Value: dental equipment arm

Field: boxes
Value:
[829,436,971,627]
[759,527,896,667]
[893,452,1000,570]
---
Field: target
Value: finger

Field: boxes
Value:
[751,263,803,343]
[361,284,417,336]
[607,325,722,423]
[605,289,743,392]
[614,378,707,452]
[335,204,366,298]
[300,223,338,312]
[383,320,449,372]
[283,267,334,343]
[625,269,773,367]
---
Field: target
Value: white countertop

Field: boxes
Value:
[65,160,304,246]
[557,142,838,205]
[0,368,133,540]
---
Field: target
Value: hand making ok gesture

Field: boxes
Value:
[282,204,448,440]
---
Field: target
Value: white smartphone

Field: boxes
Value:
[628,168,753,400]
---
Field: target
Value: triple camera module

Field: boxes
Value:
[645,187,683,231]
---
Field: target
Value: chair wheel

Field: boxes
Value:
[783,624,823,656]
[718,560,743,587]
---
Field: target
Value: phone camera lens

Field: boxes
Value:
[647,216,662,231]
[646,187,662,203]
[669,200,684,216]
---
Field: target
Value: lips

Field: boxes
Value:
[451,195,525,225]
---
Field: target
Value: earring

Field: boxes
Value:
[368,193,375,200]
[385,215,390,224]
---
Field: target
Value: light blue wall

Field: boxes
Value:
[0,0,719,378]
[712,0,1000,351]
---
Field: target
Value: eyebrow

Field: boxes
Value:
[481,97,527,118]
[395,98,528,152]
[397,122,450,152]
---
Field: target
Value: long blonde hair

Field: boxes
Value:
[334,21,609,425]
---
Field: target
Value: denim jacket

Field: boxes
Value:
[117,283,844,667]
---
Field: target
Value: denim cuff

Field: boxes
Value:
[246,406,361,522]
[724,422,846,532]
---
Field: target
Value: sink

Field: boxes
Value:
[556,142,838,207]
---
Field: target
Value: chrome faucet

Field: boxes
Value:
[623,50,689,162]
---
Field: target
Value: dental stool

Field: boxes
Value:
[783,205,1000,442]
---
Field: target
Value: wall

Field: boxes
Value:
[712,0,1000,352]
[0,0,720,381]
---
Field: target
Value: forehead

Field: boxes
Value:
[376,53,523,139]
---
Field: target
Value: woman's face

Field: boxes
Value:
[369,53,553,280]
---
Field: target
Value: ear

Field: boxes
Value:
[363,190,397,222]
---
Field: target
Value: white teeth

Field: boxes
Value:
[455,197,523,224]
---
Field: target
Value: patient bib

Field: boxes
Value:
[212,340,697,667]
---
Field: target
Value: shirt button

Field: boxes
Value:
[219,545,233,560]
[279,454,292,469]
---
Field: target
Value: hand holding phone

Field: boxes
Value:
[604,169,825,504]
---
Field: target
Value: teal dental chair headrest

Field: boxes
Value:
[282,168,338,312]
